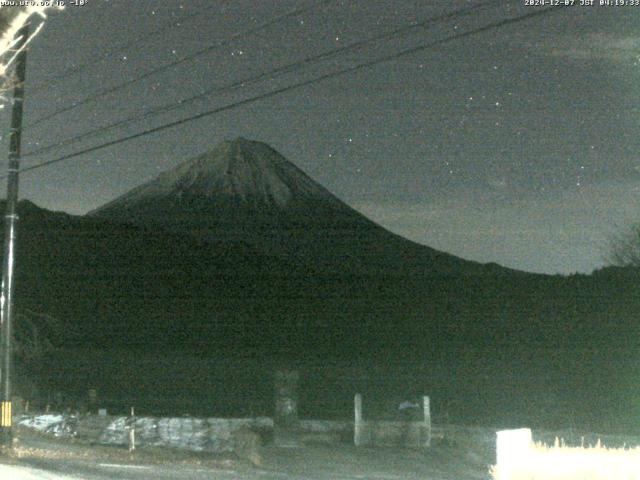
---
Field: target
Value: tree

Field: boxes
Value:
[606,223,640,267]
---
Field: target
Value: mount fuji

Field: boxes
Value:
[89,137,504,276]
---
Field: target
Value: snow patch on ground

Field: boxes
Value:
[17,414,77,438]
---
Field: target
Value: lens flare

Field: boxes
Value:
[0,5,62,102]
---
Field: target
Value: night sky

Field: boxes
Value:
[1,1,638,275]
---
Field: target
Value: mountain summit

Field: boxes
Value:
[90,138,495,275]
[92,137,343,212]
[89,138,365,253]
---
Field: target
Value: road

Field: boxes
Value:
[1,460,257,480]
[1,446,492,480]
[1,429,493,479]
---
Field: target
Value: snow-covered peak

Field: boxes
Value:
[93,138,341,212]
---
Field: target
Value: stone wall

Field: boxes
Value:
[361,420,430,448]
[18,413,545,455]
[16,414,354,453]
[18,414,273,453]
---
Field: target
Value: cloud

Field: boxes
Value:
[486,178,508,190]
[544,32,640,64]
[351,180,640,274]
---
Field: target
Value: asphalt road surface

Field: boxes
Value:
[1,445,492,480]
[0,428,493,479]
[1,460,263,480]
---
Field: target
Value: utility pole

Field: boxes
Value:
[0,22,29,449]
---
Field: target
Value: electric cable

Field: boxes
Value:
[23,0,503,158]
[25,0,334,129]
[7,5,569,179]
[28,6,205,94]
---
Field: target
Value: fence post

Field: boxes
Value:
[273,369,300,447]
[88,388,97,414]
[128,406,136,452]
[423,395,431,447]
[354,393,363,446]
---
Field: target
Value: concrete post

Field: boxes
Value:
[354,393,363,446]
[128,406,136,452]
[273,369,300,447]
[423,395,431,447]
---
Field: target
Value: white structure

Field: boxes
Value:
[495,428,533,480]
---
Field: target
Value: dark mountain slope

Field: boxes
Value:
[2,200,638,432]
[9,199,638,357]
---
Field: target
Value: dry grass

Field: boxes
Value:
[491,438,640,480]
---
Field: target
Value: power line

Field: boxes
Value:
[28,6,204,94]
[25,0,334,129]
[9,5,568,179]
[23,0,501,159]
